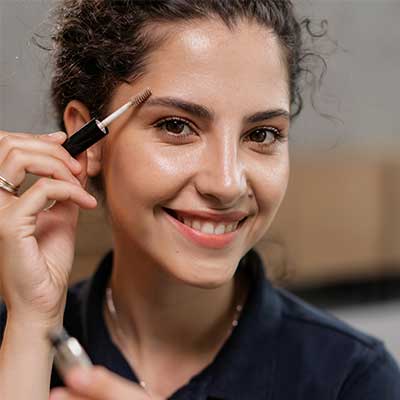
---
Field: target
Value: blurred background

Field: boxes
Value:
[1,0,400,359]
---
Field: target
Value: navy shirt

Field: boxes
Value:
[1,249,400,399]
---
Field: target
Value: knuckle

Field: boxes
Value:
[52,157,66,171]
[0,135,14,152]
[44,141,71,164]
[36,177,53,190]
[55,145,72,164]
[53,159,76,182]
[7,147,23,164]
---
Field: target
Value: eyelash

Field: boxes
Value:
[153,116,286,147]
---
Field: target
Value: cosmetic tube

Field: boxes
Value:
[49,328,92,380]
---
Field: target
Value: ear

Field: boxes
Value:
[63,100,103,178]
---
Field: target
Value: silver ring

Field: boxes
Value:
[0,174,19,195]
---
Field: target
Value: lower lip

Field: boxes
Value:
[164,211,241,249]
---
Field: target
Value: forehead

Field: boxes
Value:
[113,19,290,113]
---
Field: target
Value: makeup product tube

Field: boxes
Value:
[62,88,152,157]
[49,328,92,380]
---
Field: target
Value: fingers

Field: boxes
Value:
[62,366,149,400]
[0,131,92,209]
[0,150,80,189]
[49,387,89,400]
[0,130,66,142]
[0,132,80,177]
[14,177,97,218]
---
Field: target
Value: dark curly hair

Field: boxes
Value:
[45,0,327,203]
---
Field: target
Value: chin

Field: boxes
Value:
[163,255,239,289]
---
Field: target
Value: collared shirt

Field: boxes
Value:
[1,249,400,399]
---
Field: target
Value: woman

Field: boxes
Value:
[0,1,399,399]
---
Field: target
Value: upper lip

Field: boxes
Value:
[164,208,249,223]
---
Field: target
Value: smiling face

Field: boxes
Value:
[97,19,290,288]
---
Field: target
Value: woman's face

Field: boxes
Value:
[101,19,290,287]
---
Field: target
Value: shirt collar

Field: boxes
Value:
[79,249,282,400]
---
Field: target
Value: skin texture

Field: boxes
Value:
[49,366,149,400]
[63,19,290,399]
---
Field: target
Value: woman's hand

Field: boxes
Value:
[0,130,97,328]
[49,366,150,400]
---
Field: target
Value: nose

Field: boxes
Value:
[195,137,248,208]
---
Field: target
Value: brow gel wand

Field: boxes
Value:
[62,88,152,157]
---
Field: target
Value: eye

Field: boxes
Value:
[154,117,195,137]
[245,127,283,146]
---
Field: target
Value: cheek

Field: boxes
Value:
[104,141,199,207]
[249,155,289,245]
[252,152,289,217]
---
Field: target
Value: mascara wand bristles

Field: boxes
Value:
[101,88,152,127]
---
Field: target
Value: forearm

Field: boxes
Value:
[0,317,58,400]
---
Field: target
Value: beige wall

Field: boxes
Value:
[260,153,400,287]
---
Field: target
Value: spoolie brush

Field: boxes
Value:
[62,88,152,157]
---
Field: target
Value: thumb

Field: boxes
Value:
[65,366,149,400]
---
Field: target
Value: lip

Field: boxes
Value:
[163,208,245,249]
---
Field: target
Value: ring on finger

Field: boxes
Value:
[43,199,57,212]
[0,174,20,195]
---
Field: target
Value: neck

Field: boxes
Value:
[106,242,248,357]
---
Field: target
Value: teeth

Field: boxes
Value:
[183,218,192,228]
[214,224,226,235]
[201,223,215,235]
[175,214,243,235]
[192,220,202,231]
[226,224,234,233]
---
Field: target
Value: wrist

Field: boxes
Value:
[4,293,67,332]
[6,310,64,336]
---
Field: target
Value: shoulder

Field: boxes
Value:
[274,287,400,398]
[277,287,379,348]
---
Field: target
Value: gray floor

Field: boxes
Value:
[329,301,400,363]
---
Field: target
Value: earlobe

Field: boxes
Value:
[63,100,103,178]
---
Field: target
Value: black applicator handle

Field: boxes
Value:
[62,119,109,158]
[61,89,152,157]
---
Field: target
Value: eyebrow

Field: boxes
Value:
[144,96,290,124]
